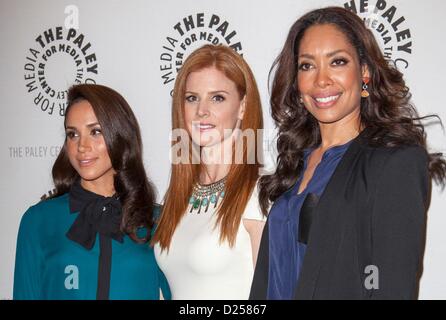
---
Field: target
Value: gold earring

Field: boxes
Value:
[361,77,370,98]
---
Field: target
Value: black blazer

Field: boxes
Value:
[250,132,429,300]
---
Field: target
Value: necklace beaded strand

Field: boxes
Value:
[189,177,227,214]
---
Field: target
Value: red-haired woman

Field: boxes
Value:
[153,44,266,299]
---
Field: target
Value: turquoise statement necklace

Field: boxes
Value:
[189,177,226,214]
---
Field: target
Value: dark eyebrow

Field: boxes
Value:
[327,49,350,58]
[298,49,350,60]
[65,122,100,130]
[86,122,100,128]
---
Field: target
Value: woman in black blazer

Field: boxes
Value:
[250,7,446,300]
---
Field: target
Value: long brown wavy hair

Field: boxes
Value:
[153,44,264,251]
[51,84,157,243]
[259,6,446,214]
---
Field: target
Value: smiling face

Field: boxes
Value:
[297,24,369,125]
[65,100,115,191]
[183,66,245,147]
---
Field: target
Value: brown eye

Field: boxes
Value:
[332,58,348,66]
[212,95,225,102]
[91,128,102,136]
[65,131,78,139]
[185,95,198,103]
[298,62,312,71]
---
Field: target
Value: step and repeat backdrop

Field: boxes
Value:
[1,0,445,299]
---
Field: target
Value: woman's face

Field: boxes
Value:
[65,100,115,189]
[183,66,245,148]
[297,24,369,125]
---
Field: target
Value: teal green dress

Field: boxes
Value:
[13,193,171,300]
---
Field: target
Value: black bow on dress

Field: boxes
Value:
[66,180,124,300]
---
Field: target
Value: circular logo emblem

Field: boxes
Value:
[159,13,243,96]
[24,26,99,116]
[344,0,413,69]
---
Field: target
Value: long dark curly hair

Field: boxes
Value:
[259,6,446,214]
[51,84,157,243]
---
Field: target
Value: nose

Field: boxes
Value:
[196,100,210,118]
[77,135,91,152]
[315,66,333,88]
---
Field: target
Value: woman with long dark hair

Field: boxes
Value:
[153,44,265,299]
[14,84,170,300]
[250,7,446,299]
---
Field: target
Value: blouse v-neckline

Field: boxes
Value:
[296,140,355,196]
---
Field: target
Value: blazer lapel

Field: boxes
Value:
[294,135,363,299]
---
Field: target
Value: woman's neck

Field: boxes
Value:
[80,178,115,197]
[199,132,235,184]
[318,109,362,151]
[199,163,230,185]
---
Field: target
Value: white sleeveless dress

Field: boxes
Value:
[154,187,266,299]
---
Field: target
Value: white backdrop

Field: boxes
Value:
[1,0,445,299]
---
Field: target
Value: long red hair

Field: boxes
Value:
[152,44,264,251]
